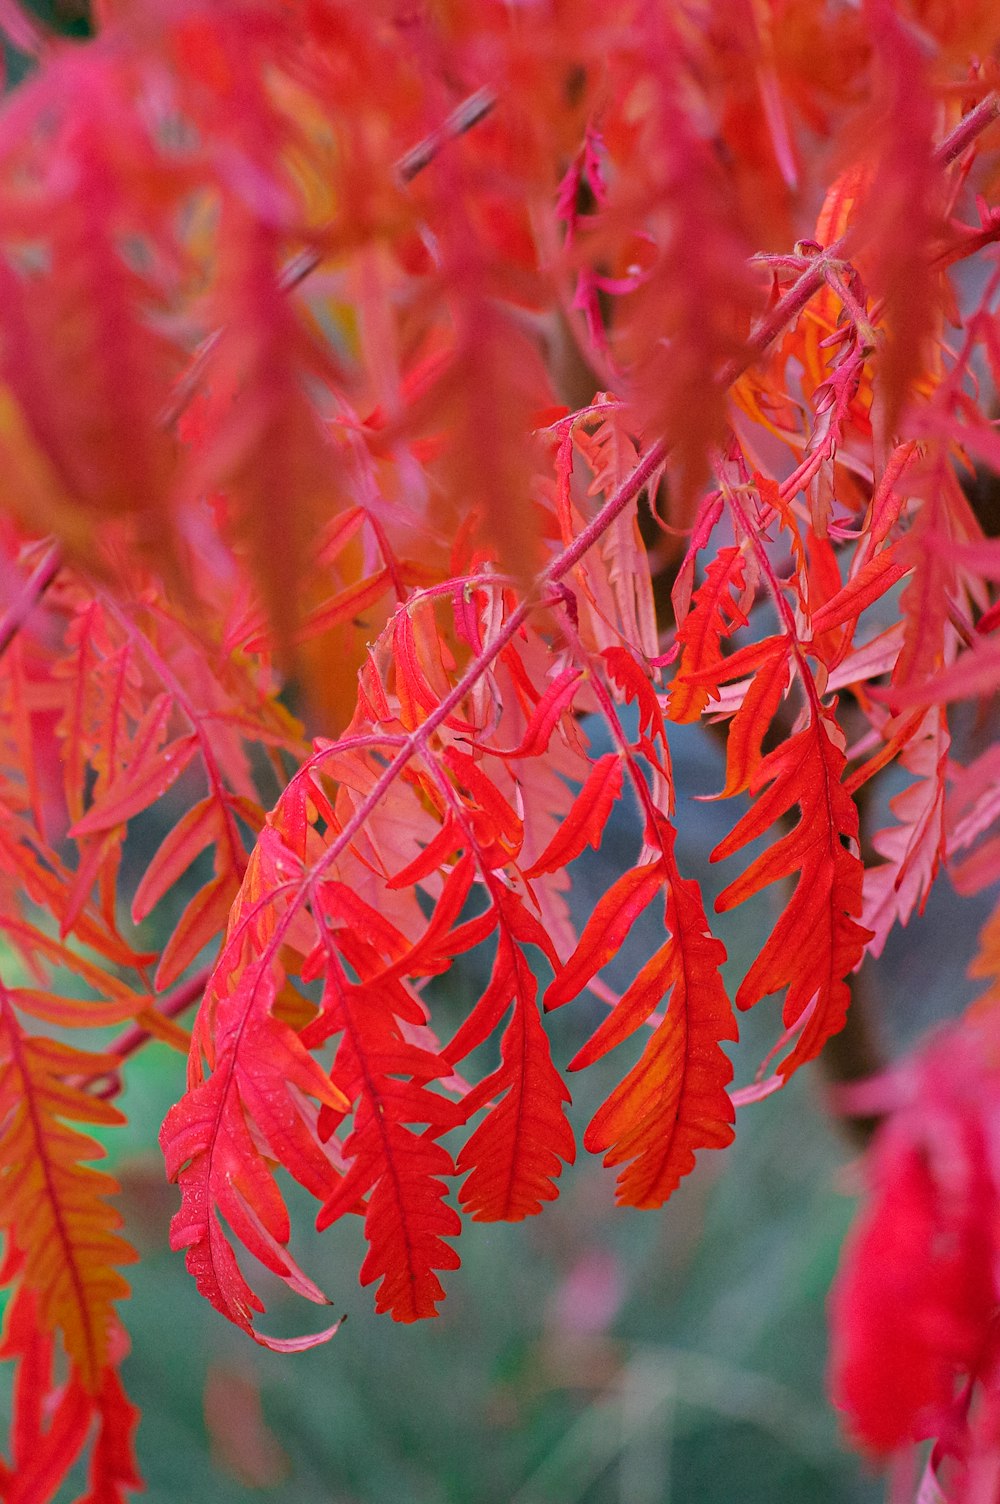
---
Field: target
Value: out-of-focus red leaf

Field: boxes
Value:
[830,1018,999,1462]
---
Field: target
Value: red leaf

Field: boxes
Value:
[602,646,668,748]
[809,552,908,638]
[0,1294,92,1504]
[713,705,871,1076]
[385,817,462,889]
[442,746,523,867]
[488,666,584,759]
[830,1022,997,1456]
[862,709,948,955]
[393,611,442,728]
[312,949,463,1321]
[524,753,623,877]
[70,685,195,835]
[457,966,575,1222]
[161,961,349,1340]
[571,840,736,1206]
[719,637,791,797]
[72,729,197,835]
[443,924,520,1066]
[131,796,220,924]
[545,861,665,1011]
[668,546,749,723]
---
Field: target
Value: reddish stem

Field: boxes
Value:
[107,966,211,1064]
[934,90,1000,166]
[85,966,213,1100]
[719,240,847,392]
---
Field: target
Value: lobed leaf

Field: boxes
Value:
[572,858,737,1207]
[713,704,871,1077]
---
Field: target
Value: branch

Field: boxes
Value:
[81,966,212,1101]
[108,966,210,1062]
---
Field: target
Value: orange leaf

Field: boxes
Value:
[155,874,235,991]
[131,796,220,924]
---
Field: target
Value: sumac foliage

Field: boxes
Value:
[0,0,999,1498]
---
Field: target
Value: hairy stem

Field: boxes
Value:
[934,89,1000,166]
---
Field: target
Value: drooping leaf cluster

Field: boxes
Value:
[0,0,998,1499]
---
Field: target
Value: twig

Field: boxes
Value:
[395,86,496,184]
[0,539,61,661]
[719,239,847,392]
